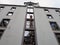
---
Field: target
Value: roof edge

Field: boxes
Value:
[34,6,60,9]
[0,4,26,7]
[0,4,60,9]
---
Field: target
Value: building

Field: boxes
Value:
[0,2,60,45]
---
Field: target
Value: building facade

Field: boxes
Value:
[0,2,60,45]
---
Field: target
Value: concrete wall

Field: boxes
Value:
[34,8,59,45]
[0,5,60,45]
[0,6,26,45]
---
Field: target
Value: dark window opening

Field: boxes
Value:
[44,9,49,12]
[27,12,34,14]
[50,22,60,30]
[0,33,3,39]
[0,29,5,39]
[0,29,5,33]
[11,7,16,10]
[55,33,60,44]
[0,19,10,27]
[7,12,13,16]
[47,14,53,19]
[0,6,4,10]
[56,9,60,12]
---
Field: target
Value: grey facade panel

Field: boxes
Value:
[0,7,26,45]
[34,8,59,45]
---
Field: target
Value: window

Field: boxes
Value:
[26,21,30,26]
[27,14,34,19]
[24,31,30,36]
[24,31,34,37]
[27,8,33,12]
[55,33,60,44]
[7,12,13,16]
[56,9,59,12]
[11,7,16,10]
[47,14,53,19]
[44,9,49,12]
[26,21,30,29]
[0,29,5,39]
[27,8,34,14]
[49,21,60,30]
[26,21,34,28]
[27,6,33,8]
[0,19,10,27]
[55,9,60,13]
[0,6,4,10]
[24,31,35,44]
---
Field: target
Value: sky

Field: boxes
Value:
[0,0,60,8]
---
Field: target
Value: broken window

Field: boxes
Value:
[50,22,60,30]
[0,19,10,27]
